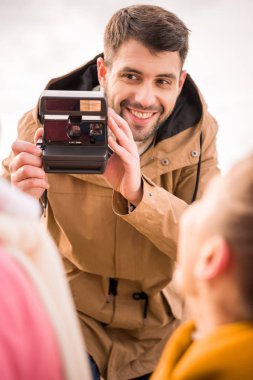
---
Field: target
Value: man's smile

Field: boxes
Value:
[128,108,155,120]
[123,106,160,125]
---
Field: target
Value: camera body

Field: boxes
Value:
[38,90,108,174]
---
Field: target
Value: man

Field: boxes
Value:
[151,154,253,380]
[1,5,219,380]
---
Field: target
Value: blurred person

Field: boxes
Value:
[2,5,219,379]
[151,154,253,380]
[0,178,92,380]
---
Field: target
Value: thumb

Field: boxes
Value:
[34,127,44,144]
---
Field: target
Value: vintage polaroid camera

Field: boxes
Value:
[38,90,108,174]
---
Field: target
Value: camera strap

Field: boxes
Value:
[191,130,203,203]
[43,190,48,217]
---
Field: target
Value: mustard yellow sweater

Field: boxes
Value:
[151,320,253,380]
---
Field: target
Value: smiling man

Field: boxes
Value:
[98,39,186,143]
[2,5,219,380]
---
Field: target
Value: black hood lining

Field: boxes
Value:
[47,55,202,144]
[47,53,102,91]
[155,75,202,144]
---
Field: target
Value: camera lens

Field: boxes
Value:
[67,124,82,140]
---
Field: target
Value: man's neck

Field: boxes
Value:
[135,135,154,156]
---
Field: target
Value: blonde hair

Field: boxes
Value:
[216,155,253,312]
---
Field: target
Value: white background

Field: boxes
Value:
[1,0,253,173]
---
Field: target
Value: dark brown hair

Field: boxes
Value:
[104,5,189,66]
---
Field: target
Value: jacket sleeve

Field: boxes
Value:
[1,108,40,182]
[112,115,220,260]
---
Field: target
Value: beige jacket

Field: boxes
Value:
[2,56,219,379]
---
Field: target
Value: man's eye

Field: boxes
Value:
[157,79,172,86]
[123,74,138,80]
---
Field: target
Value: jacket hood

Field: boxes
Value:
[46,53,202,145]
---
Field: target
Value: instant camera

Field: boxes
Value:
[38,90,108,173]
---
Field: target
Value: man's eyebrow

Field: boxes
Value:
[119,67,143,75]
[120,67,177,79]
[156,73,177,80]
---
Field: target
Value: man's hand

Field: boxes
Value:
[104,108,143,206]
[9,128,49,199]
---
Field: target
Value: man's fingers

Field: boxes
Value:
[11,164,49,196]
[108,108,134,140]
[13,178,49,193]
[34,127,44,144]
[9,152,43,173]
[12,140,42,157]
[108,117,128,146]
[108,136,132,166]
[11,165,47,184]
[10,132,47,199]
[108,116,137,155]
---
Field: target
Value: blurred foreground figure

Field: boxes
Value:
[151,154,253,380]
[0,179,92,380]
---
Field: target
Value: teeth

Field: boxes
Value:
[129,109,153,119]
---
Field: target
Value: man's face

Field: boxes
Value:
[98,39,186,142]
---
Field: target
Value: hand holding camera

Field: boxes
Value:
[10,90,143,206]
[10,129,49,200]
[104,108,143,207]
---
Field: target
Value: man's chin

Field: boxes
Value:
[131,130,156,142]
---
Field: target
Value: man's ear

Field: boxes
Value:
[194,236,231,280]
[178,70,187,95]
[97,57,108,89]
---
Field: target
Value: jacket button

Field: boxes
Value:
[161,158,169,166]
[191,150,198,158]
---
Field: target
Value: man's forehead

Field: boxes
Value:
[111,39,182,72]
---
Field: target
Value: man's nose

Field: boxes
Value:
[134,83,156,109]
